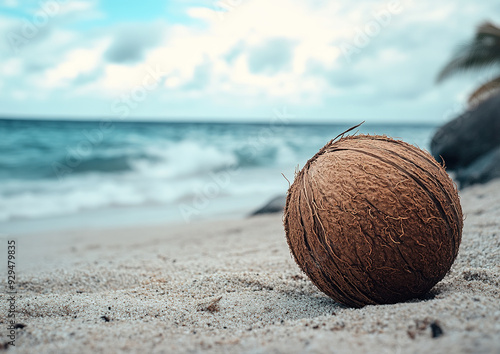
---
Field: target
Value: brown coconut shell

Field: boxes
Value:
[284,134,463,308]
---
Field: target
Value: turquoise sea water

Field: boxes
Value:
[0,119,437,233]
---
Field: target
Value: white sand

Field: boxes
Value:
[1,180,499,353]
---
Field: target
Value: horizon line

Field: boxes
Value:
[0,116,439,126]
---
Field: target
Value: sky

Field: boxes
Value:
[1,0,499,123]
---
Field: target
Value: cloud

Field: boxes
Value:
[42,40,109,88]
[247,38,296,75]
[105,22,165,64]
[57,1,97,16]
[1,0,101,57]
[223,40,246,65]
[182,58,212,90]
[1,0,500,122]
[2,0,17,8]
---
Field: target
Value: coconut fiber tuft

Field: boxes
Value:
[284,134,463,308]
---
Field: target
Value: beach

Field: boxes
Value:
[2,0,500,352]
[2,179,499,353]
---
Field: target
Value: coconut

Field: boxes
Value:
[284,133,463,308]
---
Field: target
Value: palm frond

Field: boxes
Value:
[468,75,500,106]
[437,22,500,82]
[476,22,500,39]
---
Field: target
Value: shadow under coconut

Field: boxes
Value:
[416,288,441,301]
[276,275,444,311]
[399,288,442,307]
[277,288,441,312]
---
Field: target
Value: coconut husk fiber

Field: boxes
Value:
[284,134,463,308]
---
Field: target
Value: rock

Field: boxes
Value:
[250,195,286,216]
[456,146,500,188]
[430,93,500,170]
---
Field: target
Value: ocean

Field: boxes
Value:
[0,119,437,234]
